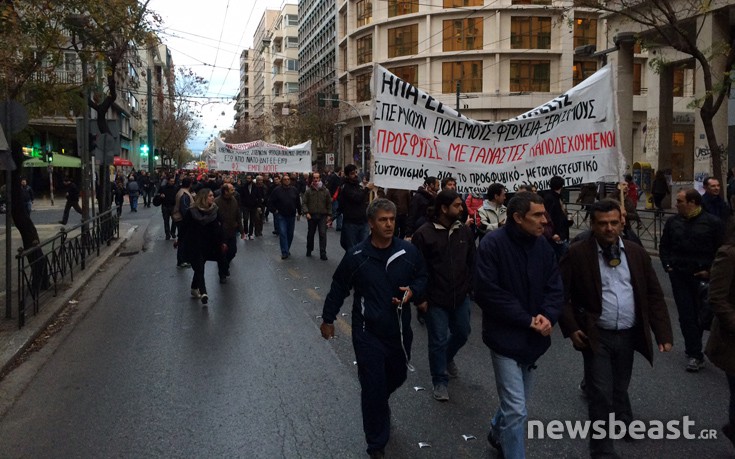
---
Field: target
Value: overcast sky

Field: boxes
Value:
[147,0,296,156]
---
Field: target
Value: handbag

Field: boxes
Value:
[152,195,162,207]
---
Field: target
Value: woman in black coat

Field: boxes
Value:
[181,188,226,306]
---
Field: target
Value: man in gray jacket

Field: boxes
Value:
[302,171,332,260]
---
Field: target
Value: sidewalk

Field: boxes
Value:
[0,219,134,378]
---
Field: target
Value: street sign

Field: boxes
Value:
[325,153,334,166]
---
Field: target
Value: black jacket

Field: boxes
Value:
[181,206,225,265]
[542,189,571,241]
[160,183,178,207]
[268,185,301,217]
[411,220,475,308]
[407,187,435,236]
[338,180,369,224]
[660,210,723,273]
[322,237,428,339]
[238,182,265,208]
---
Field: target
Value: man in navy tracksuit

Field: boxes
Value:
[321,198,428,459]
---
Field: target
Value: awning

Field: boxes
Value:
[113,156,133,167]
[23,154,81,168]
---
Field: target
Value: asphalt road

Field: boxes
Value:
[0,204,731,458]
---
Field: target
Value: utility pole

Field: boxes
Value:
[456,81,461,116]
[147,68,154,173]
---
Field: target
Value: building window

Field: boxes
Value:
[633,63,642,95]
[64,53,77,72]
[286,14,298,27]
[510,17,551,49]
[443,0,482,6]
[512,0,551,4]
[388,24,418,58]
[356,0,372,28]
[673,67,686,97]
[357,35,373,65]
[442,18,482,52]
[388,0,418,17]
[510,60,550,92]
[286,37,298,48]
[387,65,418,86]
[286,82,299,93]
[356,73,371,102]
[442,61,482,93]
[573,17,597,48]
[572,61,597,87]
[286,59,299,71]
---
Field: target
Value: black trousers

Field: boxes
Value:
[583,327,635,457]
[352,325,411,455]
[669,271,704,360]
[162,205,175,238]
[306,214,328,255]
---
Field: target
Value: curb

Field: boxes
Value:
[0,224,134,378]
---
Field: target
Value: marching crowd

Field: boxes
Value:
[53,165,735,458]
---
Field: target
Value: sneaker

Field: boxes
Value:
[368,450,384,459]
[433,384,449,401]
[487,429,504,458]
[686,357,705,372]
[248,235,254,240]
[201,294,208,305]
[177,262,190,269]
[320,254,328,261]
[447,360,459,378]
[219,276,227,284]
[58,221,66,225]
[190,288,201,298]
[281,254,289,259]
[306,251,312,257]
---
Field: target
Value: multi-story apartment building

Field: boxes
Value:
[250,4,300,143]
[334,0,608,171]
[234,49,254,128]
[298,0,337,110]
[332,0,734,186]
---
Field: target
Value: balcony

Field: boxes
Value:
[32,69,82,85]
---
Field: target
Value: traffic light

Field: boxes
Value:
[140,144,149,157]
[47,152,54,163]
[318,93,325,107]
[89,133,98,154]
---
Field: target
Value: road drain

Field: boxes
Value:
[118,251,139,257]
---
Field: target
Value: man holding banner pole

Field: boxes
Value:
[339,164,373,251]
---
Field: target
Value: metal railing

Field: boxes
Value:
[566,203,675,251]
[15,210,119,329]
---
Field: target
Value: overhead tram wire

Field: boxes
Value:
[205,0,232,98]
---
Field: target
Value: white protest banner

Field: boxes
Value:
[215,138,312,174]
[372,65,621,193]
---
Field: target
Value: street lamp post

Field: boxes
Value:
[324,98,366,174]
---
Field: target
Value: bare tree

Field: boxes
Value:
[156,67,205,167]
[573,0,735,187]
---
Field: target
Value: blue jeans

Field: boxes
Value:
[130,194,139,211]
[490,351,537,459]
[426,297,471,386]
[332,199,343,230]
[276,213,295,256]
[340,221,369,251]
